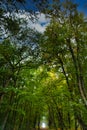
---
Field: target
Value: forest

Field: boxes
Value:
[0,0,87,130]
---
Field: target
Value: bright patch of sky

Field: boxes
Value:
[40,116,48,128]
[41,122,46,128]
[31,13,50,33]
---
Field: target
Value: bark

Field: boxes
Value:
[37,115,40,130]
[48,105,53,128]
[68,112,71,129]
[51,97,65,130]
[0,93,4,104]
[1,112,9,130]
[67,38,87,107]
[76,115,87,130]
[18,116,24,130]
[58,51,87,130]
[74,115,78,130]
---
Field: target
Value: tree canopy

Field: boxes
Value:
[0,0,87,130]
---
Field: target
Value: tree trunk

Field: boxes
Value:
[1,112,9,130]
[37,115,40,130]
[67,38,87,107]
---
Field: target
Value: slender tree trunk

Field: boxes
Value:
[51,97,65,130]
[37,115,40,130]
[58,55,87,130]
[18,116,24,130]
[68,112,71,129]
[1,112,9,130]
[67,38,87,107]
[75,115,78,130]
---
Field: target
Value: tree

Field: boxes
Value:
[0,26,42,130]
[39,0,87,129]
[0,0,87,130]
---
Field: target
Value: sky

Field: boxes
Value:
[76,0,87,15]
[0,0,87,38]
[27,13,50,33]
[17,0,87,33]
[20,0,87,15]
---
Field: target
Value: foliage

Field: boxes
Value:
[0,0,87,130]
